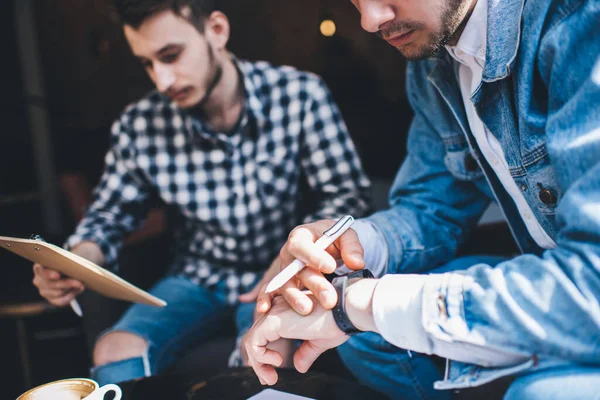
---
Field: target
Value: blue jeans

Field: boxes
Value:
[337,255,598,400]
[91,276,256,385]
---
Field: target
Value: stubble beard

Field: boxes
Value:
[385,0,471,60]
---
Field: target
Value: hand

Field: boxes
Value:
[260,220,366,316]
[32,264,84,307]
[32,241,103,307]
[238,256,282,305]
[243,295,349,385]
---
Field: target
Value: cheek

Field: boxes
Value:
[184,54,210,84]
[146,69,158,85]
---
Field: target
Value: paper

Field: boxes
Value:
[247,388,315,400]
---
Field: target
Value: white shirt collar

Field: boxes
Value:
[446,0,488,64]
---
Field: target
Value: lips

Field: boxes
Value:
[385,30,415,47]
[169,87,190,101]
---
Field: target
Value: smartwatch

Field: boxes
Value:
[331,269,374,335]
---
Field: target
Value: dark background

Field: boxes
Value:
[0,0,412,396]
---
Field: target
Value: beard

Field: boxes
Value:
[194,44,223,108]
[378,0,469,60]
[173,42,223,110]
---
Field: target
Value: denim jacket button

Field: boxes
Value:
[464,154,478,172]
[537,183,557,205]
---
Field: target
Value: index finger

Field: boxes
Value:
[281,222,338,274]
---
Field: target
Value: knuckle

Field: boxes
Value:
[287,225,306,240]
[287,236,304,253]
[278,246,289,261]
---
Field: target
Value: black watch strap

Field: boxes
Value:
[332,269,374,335]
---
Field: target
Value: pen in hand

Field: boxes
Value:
[31,234,83,317]
[265,215,355,293]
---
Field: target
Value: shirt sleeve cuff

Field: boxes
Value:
[64,230,117,271]
[372,274,432,354]
[336,218,388,277]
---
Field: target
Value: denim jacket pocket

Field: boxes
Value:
[434,356,538,390]
[512,145,561,220]
[444,142,485,182]
[524,159,561,216]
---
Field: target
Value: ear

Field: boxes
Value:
[204,11,230,50]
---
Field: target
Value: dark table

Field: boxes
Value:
[118,367,388,400]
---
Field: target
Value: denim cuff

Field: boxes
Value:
[91,353,151,386]
[367,211,405,273]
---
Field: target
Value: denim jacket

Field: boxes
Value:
[367,0,600,389]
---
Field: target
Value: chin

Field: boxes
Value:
[175,94,198,109]
[180,91,207,109]
[398,43,439,61]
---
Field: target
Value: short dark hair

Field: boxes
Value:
[113,0,220,30]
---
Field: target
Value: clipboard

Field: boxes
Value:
[0,235,166,307]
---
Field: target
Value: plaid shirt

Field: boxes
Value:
[66,58,371,304]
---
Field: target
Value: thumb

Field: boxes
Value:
[293,340,328,374]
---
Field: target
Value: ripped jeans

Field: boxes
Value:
[91,276,255,385]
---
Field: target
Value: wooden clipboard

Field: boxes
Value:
[0,235,166,307]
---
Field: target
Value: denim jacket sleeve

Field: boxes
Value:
[375,2,600,367]
[366,70,491,275]
[447,4,600,364]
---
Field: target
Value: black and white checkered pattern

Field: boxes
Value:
[66,58,371,304]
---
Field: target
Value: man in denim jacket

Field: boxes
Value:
[242,0,600,399]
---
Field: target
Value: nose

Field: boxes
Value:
[153,63,176,93]
[357,1,396,33]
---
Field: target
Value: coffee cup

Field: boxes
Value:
[17,378,121,400]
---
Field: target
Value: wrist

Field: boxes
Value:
[345,278,379,333]
[72,241,105,266]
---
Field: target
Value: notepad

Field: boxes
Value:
[246,389,315,400]
[0,235,166,307]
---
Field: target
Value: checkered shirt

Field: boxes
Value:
[65,58,371,304]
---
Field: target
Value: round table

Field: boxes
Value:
[118,367,388,400]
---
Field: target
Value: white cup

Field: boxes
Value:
[17,378,121,400]
[83,383,122,400]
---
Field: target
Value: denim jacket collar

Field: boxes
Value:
[482,0,526,82]
[427,0,526,89]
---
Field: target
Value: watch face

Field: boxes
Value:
[347,269,373,287]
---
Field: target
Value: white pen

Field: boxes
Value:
[70,299,83,317]
[265,215,355,293]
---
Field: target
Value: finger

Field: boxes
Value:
[296,268,337,309]
[255,363,278,386]
[338,229,366,270]
[39,288,70,300]
[238,281,263,303]
[32,275,72,293]
[34,264,61,280]
[47,291,78,307]
[255,283,275,314]
[280,279,313,315]
[281,223,338,273]
[293,340,328,374]
[245,342,280,386]
[254,347,284,367]
[42,278,84,292]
